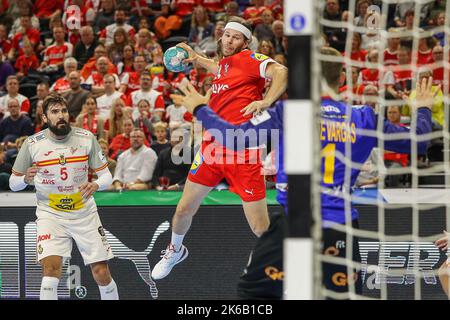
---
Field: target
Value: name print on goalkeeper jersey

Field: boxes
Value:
[320,97,433,225]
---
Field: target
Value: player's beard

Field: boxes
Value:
[48,120,71,136]
[218,39,247,57]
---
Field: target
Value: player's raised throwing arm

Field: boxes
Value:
[177,43,219,75]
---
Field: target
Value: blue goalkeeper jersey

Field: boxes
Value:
[320,97,432,224]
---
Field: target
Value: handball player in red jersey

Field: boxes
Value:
[152,16,288,280]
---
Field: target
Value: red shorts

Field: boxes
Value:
[188,141,266,202]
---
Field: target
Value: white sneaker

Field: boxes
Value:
[152,244,188,280]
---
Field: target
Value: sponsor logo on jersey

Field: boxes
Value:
[324,246,339,256]
[58,185,75,192]
[74,129,90,136]
[211,83,229,94]
[42,179,55,185]
[59,154,66,165]
[35,133,46,142]
[41,169,55,177]
[73,175,86,184]
[321,105,341,113]
[73,165,88,173]
[49,193,84,212]
[70,147,78,155]
[190,152,203,175]
[264,266,284,281]
[250,53,270,61]
[37,234,51,242]
[43,151,54,157]
[331,272,358,287]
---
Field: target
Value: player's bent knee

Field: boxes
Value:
[91,262,112,286]
[41,257,62,278]
[175,202,198,218]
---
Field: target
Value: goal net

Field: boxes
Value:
[313,0,450,299]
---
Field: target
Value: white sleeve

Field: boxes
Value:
[9,174,28,192]
[114,74,120,89]
[357,72,363,85]
[260,59,275,79]
[152,76,160,90]
[382,70,395,85]
[121,72,130,85]
[94,167,113,191]
[65,42,73,58]
[137,150,157,182]
[85,75,94,85]
[112,155,124,183]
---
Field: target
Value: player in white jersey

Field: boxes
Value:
[9,93,118,300]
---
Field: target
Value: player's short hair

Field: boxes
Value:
[320,46,343,88]
[42,93,69,115]
[6,75,18,84]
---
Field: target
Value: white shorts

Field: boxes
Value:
[36,211,114,266]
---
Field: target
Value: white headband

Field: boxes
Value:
[224,22,252,41]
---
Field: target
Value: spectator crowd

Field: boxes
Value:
[0,0,287,191]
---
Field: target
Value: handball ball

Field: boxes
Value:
[163,46,189,73]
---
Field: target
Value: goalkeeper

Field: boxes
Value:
[176,46,435,298]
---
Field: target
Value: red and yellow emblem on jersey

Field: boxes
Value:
[250,53,270,61]
[59,154,66,165]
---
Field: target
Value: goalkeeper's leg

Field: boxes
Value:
[438,261,450,298]
[322,220,362,299]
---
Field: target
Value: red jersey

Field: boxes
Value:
[0,38,11,56]
[200,0,229,12]
[50,77,70,93]
[394,69,412,91]
[86,72,120,88]
[209,50,274,125]
[243,6,267,25]
[14,54,39,75]
[417,50,433,66]
[44,42,73,65]
[359,69,379,86]
[80,56,118,80]
[173,0,198,16]
[343,50,367,64]
[11,29,40,55]
[33,0,64,18]
[268,0,283,20]
[120,72,141,96]
[383,49,399,66]
[339,84,365,102]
